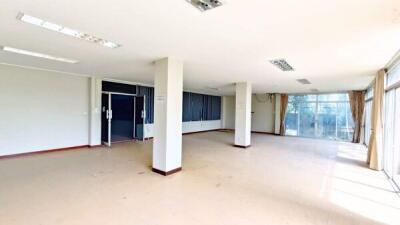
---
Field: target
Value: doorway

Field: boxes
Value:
[101,92,145,146]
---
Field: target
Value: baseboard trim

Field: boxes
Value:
[0,145,90,160]
[218,129,279,136]
[143,129,224,139]
[218,129,234,132]
[233,144,251,149]
[152,167,182,176]
[251,131,276,135]
[89,145,102,148]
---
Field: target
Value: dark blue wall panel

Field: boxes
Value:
[102,81,137,94]
[102,82,221,123]
[190,93,204,121]
[211,96,221,120]
[182,92,192,122]
[137,86,154,124]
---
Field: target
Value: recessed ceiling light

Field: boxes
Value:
[269,59,294,71]
[17,13,121,49]
[186,0,223,12]
[1,46,78,64]
[296,79,311,84]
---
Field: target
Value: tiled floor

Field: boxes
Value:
[0,131,399,225]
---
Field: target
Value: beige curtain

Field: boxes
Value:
[279,94,289,136]
[367,69,385,170]
[348,91,365,143]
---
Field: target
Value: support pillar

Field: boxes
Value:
[234,82,252,148]
[152,57,183,175]
[89,77,102,147]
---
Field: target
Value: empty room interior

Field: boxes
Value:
[1,1,400,224]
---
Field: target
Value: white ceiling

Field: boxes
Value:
[1,0,400,95]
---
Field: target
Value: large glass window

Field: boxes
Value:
[285,93,354,141]
[383,64,400,189]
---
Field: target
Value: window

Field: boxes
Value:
[364,86,374,145]
[285,93,354,141]
[383,64,400,189]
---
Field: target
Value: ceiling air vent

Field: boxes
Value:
[186,0,223,12]
[296,79,311,85]
[269,59,294,71]
[310,88,319,92]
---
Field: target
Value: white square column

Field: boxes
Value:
[152,57,183,175]
[234,82,252,148]
[89,77,102,146]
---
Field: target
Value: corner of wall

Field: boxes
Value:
[274,94,281,134]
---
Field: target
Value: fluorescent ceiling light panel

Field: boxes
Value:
[17,13,121,49]
[296,79,311,85]
[186,0,223,12]
[269,59,294,71]
[1,46,78,63]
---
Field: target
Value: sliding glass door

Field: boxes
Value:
[285,93,354,141]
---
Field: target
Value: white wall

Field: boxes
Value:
[144,120,222,138]
[222,96,235,129]
[251,94,275,133]
[0,64,90,156]
[222,94,276,133]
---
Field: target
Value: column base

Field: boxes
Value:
[152,167,182,176]
[233,144,251,149]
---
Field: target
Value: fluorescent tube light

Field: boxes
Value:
[59,27,80,37]
[42,21,63,31]
[17,13,121,49]
[18,13,43,26]
[1,46,78,64]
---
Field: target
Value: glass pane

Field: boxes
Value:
[318,93,348,102]
[285,102,299,136]
[298,103,316,137]
[365,87,374,100]
[336,103,354,141]
[317,103,337,140]
[383,90,395,177]
[289,95,316,102]
[387,64,400,87]
[364,100,373,145]
[111,94,134,142]
[394,88,400,187]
